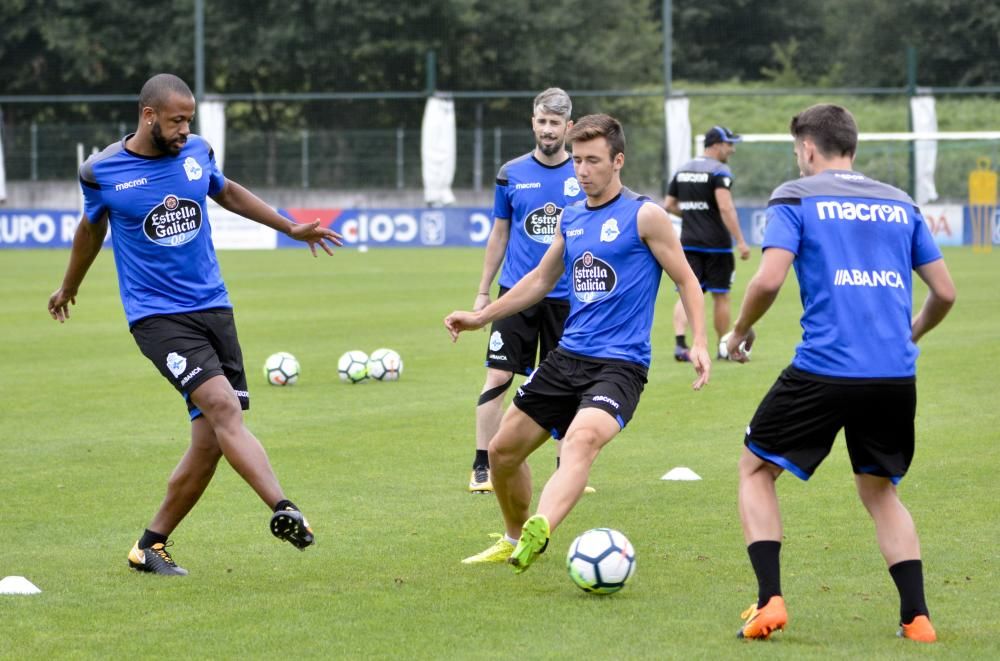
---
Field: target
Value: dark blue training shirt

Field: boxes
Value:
[764,169,942,378]
[80,134,229,325]
[558,188,661,366]
[667,156,735,251]
[493,153,584,299]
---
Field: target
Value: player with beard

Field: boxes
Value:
[48,73,341,575]
[463,88,589,503]
[447,114,710,571]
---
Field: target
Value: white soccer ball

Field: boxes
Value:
[263,352,300,386]
[337,350,369,384]
[719,331,751,360]
[366,348,403,381]
[566,528,636,595]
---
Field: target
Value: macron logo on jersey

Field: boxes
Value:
[676,172,709,183]
[816,200,909,224]
[834,269,904,288]
[515,182,541,190]
[114,177,148,192]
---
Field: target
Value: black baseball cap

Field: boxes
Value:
[704,125,742,147]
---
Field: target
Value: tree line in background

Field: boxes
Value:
[1,0,997,130]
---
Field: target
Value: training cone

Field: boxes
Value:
[660,467,702,481]
[0,576,41,595]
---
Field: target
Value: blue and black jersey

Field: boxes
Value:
[667,156,734,251]
[764,170,942,378]
[493,153,584,299]
[79,134,229,325]
[558,188,660,367]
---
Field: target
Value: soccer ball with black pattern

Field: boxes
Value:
[263,352,300,386]
[337,350,369,384]
[367,348,403,381]
[566,528,636,594]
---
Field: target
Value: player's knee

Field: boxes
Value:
[561,428,602,459]
[739,449,779,480]
[478,373,514,406]
[193,384,242,427]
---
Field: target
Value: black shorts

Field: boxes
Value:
[513,348,648,440]
[485,287,570,375]
[744,366,916,483]
[683,249,735,293]
[130,308,250,420]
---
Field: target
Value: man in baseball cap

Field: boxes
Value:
[664,123,749,363]
[704,125,742,147]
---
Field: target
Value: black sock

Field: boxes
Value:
[747,541,782,608]
[138,529,168,549]
[675,335,688,348]
[473,450,489,469]
[889,559,929,624]
[273,499,297,512]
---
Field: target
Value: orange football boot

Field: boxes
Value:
[737,595,788,640]
[898,615,937,643]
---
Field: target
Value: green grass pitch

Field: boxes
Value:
[1,246,997,659]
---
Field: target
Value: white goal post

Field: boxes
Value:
[696,131,1000,151]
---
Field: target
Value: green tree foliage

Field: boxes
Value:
[826,0,1000,87]
[0,0,996,130]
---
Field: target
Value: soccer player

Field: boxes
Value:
[47,73,342,575]
[446,114,710,570]
[466,88,586,494]
[663,125,750,361]
[725,104,955,642]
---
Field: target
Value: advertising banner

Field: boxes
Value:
[1,206,988,249]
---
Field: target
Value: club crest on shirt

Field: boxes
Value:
[183,156,203,181]
[600,218,620,243]
[166,352,187,377]
[564,177,581,197]
[489,331,504,352]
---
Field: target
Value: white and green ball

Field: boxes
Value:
[566,528,636,594]
[367,348,403,381]
[263,352,300,386]
[337,350,369,384]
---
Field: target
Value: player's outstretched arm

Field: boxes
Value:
[445,228,565,342]
[911,258,956,343]
[48,213,107,323]
[638,203,710,389]
[474,218,510,310]
[211,179,343,256]
[728,247,795,362]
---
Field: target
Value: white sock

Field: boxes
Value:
[504,534,519,546]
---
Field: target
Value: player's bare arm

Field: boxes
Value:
[714,187,750,260]
[446,227,566,342]
[662,194,681,217]
[911,258,956,343]
[211,179,343,256]
[637,202,711,389]
[728,247,795,361]
[48,213,108,323]
[474,217,510,310]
